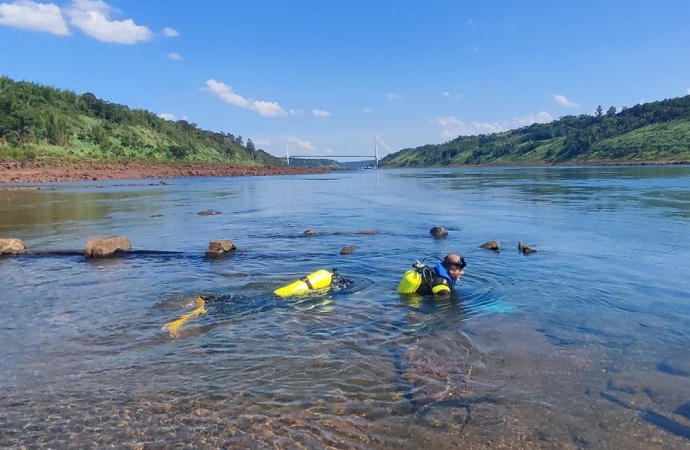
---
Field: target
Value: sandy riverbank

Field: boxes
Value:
[0,161,334,183]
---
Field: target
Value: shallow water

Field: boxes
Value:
[2,166,690,449]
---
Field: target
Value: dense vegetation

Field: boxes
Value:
[4,75,689,169]
[380,96,690,167]
[0,76,283,165]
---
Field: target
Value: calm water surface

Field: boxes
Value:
[1,166,690,449]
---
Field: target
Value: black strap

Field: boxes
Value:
[300,275,314,290]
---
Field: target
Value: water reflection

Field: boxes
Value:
[398,165,690,218]
[0,188,166,233]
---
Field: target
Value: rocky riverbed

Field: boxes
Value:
[0,161,334,183]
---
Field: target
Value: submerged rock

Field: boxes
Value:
[355,230,378,235]
[518,242,537,254]
[85,236,132,258]
[480,240,500,252]
[205,239,237,257]
[303,229,316,236]
[198,210,220,216]
[340,246,356,255]
[0,238,26,254]
[430,226,449,238]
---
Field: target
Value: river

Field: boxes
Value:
[1,166,689,449]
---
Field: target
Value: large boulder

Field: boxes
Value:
[0,238,26,254]
[85,236,132,258]
[205,239,236,257]
[340,246,356,255]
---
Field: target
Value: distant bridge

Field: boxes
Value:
[286,155,377,168]
[284,136,386,168]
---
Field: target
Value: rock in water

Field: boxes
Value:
[205,239,237,257]
[0,238,26,254]
[479,240,500,252]
[85,236,132,258]
[340,246,356,255]
[430,226,449,238]
[518,241,537,254]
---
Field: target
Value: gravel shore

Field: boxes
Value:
[0,161,334,183]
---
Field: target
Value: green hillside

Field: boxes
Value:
[0,76,283,166]
[380,96,690,167]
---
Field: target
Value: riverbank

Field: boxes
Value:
[0,161,334,183]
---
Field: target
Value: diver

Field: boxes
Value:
[397,253,466,295]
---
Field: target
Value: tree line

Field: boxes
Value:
[0,76,281,165]
[381,95,690,167]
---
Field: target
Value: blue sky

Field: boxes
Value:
[2,1,690,159]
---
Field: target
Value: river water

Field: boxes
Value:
[1,166,689,449]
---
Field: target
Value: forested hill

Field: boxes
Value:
[380,96,690,167]
[0,76,284,165]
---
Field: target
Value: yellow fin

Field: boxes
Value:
[162,297,206,337]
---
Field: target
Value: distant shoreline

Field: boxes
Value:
[383,159,690,169]
[2,159,688,184]
[0,160,335,184]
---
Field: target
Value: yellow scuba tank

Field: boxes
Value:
[397,269,423,294]
[274,269,333,298]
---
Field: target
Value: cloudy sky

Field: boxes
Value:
[2,0,690,158]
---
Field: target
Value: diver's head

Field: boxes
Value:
[442,253,466,280]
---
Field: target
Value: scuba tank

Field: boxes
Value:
[274,269,333,297]
[397,259,452,295]
[397,261,433,294]
[274,268,350,298]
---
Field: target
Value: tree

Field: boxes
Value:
[595,105,604,117]
[607,106,617,116]
[46,113,69,146]
[246,138,255,152]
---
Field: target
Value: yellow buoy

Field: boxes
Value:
[274,269,333,298]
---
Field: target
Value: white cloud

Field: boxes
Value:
[67,0,152,44]
[436,116,504,138]
[289,109,303,117]
[0,0,169,44]
[554,94,578,107]
[205,79,287,117]
[0,0,69,35]
[443,91,462,100]
[253,100,286,117]
[513,111,553,126]
[687,88,690,95]
[158,113,176,121]
[435,112,553,139]
[287,135,315,150]
[206,79,250,108]
[364,108,372,113]
[386,93,402,101]
[312,109,331,117]
[167,52,181,60]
